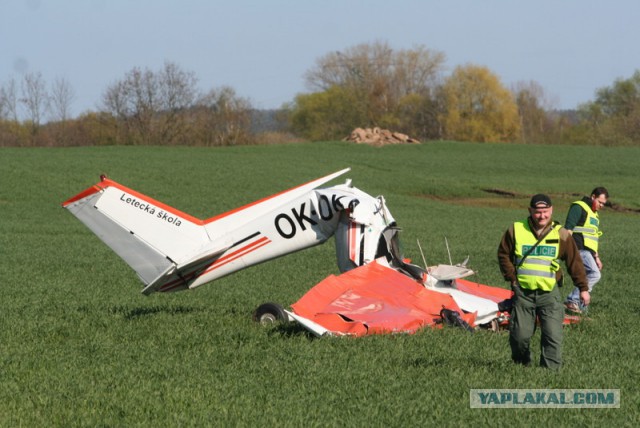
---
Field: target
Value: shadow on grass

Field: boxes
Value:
[109,304,199,320]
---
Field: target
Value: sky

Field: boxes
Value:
[2,0,639,118]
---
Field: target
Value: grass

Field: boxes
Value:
[1,141,639,425]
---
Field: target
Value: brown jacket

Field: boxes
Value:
[497,218,588,292]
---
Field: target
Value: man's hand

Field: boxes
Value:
[580,290,591,306]
[595,254,603,270]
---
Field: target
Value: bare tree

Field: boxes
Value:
[0,78,20,121]
[128,67,158,144]
[158,61,198,111]
[101,79,130,144]
[0,78,23,146]
[194,86,253,146]
[101,66,158,144]
[102,62,200,144]
[157,61,198,144]
[49,77,76,122]
[306,42,445,101]
[20,72,49,133]
[300,41,446,136]
[512,80,555,144]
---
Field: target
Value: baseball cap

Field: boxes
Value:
[530,194,552,208]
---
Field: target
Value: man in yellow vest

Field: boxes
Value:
[564,187,609,314]
[498,194,588,369]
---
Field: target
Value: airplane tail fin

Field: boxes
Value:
[62,176,211,290]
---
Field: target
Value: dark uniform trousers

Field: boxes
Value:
[509,284,565,369]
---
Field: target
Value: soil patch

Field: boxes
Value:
[417,189,638,214]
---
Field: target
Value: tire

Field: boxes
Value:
[253,302,287,325]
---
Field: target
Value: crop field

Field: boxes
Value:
[1,141,639,425]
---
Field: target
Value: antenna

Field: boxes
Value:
[445,237,452,265]
[416,239,428,269]
[459,255,469,268]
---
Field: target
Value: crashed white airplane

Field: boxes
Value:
[63,169,515,335]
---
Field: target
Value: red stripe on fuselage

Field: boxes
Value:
[201,236,272,274]
[158,236,272,292]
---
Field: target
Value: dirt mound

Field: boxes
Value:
[344,127,420,146]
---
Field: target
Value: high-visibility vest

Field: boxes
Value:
[513,220,562,291]
[571,200,601,253]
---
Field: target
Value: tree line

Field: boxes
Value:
[0,61,256,147]
[1,41,639,147]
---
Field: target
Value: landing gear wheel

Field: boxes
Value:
[253,302,287,325]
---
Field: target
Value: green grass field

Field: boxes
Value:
[1,141,639,425]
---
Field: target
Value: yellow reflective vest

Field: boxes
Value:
[571,200,601,253]
[513,220,562,291]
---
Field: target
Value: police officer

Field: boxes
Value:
[564,187,609,313]
[498,194,588,369]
